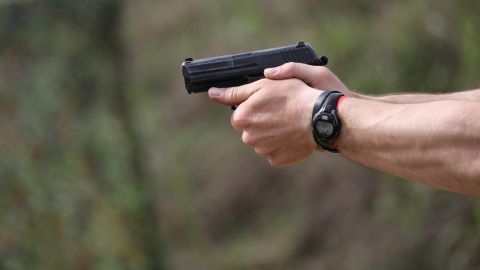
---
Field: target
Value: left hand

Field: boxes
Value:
[208,78,323,167]
[264,62,354,97]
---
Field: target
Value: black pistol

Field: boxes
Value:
[182,41,328,94]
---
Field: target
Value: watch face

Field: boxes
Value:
[315,121,334,137]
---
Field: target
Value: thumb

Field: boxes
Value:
[208,81,263,105]
[264,62,320,85]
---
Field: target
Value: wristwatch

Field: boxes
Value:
[311,91,344,152]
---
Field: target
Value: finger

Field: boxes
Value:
[242,131,257,146]
[230,111,242,131]
[231,103,251,130]
[208,80,265,106]
[264,62,324,86]
[254,146,275,156]
[267,153,296,168]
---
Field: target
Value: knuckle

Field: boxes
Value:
[242,132,256,145]
[254,147,272,156]
[231,109,249,129]
[268,158,283,167]
[228,87,240,101]
[267,152,291,167]
[317,66,333,80]
[271,159,288,167]
[283,62,297,74]
[267,157,275,165]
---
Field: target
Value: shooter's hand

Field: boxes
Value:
[208,78,323,167]
[264,62,356,97]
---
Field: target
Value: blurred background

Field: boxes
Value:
[0,0,479,269]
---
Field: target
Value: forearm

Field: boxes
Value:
[352,88,480,104]
[336,98,480,194]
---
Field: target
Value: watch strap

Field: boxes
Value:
[312,91,330,118]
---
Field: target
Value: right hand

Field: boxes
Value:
[264,62,357,97]
[208,78,323,167]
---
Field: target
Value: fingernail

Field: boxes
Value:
[264,68,277,76]
[208,87,223,97]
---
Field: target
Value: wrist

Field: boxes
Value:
[334,96,356,152]
[337,95,346,108]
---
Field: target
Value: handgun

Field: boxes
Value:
[181,41,328,94]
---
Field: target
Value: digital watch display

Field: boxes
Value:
[311,91,343,152]
[315,115,335,137]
